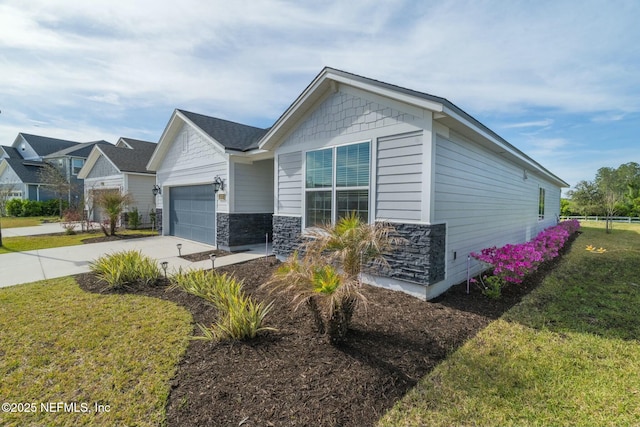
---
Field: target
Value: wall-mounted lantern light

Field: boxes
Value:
[213,176,224,193]
[152,184,161,196]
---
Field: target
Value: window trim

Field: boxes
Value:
[538,187,545,220]
[71,158,84,176]
[302,140,372,229]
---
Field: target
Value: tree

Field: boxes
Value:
[37,162,71,218]
[265,213,405,343]
[93,189,134,236]
[568,162,640,233]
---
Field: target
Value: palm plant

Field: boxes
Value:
[266,212,404,343]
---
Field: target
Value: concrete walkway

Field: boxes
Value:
[0,233,272,288]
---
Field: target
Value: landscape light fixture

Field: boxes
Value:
[152,184,161,196]
[161,261,168,278]
[212,176,224,193]
[209,253,216,269]
[176,243,182,256]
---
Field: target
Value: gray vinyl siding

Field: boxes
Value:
[86,155,118,179]
[375,132,423,221]
[126,174,156,218]
[277,151,302,215]
[434,130,561,286]
[156,123,229,213]
[233,159,274,213]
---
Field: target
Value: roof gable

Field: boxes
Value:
[147,109,268,171]
[1,145,20,159]
[79,139,157,179]
[178,110,268,151]
[258,66,568,188]
[15,133,81,157]
[0,158,47,184]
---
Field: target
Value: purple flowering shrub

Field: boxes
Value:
[472,220,580,286]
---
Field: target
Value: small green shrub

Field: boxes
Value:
[90,250,160,289]
[128,208,140,230]
[6,199,25,217]
[171,269,274,341]
[481,275,503,299]
[23,200,42,217]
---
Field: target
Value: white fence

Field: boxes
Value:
[561,216,640,223]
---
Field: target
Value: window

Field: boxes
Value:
[304,142,370,227]
[538,187,545,220]
[72,158,84,175]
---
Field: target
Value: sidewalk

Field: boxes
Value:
[1,222,82,237]
[0,234,272,288]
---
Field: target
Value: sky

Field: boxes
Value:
[0,0,638,192]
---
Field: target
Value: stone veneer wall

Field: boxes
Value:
[155,208,163,233]
[272,215,446,287]
[272,215,303,258]
[369,223,446,285]
[217,213,273,248]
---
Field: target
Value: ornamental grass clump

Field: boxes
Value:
[472,220,580,297]
[171,269,274,341]
[89,250,160,289]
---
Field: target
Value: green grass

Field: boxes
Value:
[379,222,640,426]
[1,216,59,228]
[0,229,157,254]
[0,277,192,427]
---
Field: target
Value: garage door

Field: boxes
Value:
[169,185,215,245]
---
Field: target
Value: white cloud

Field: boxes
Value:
[504,119,554,129]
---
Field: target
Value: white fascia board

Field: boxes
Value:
[441,105,569,187]
[147,111,181,171]
[327,72,444,114]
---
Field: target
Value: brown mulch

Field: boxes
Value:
[180,249,234,262]
[75,235,576,427]
[80,233,155,244]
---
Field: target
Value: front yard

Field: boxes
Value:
[0,222,638,426]
[0,229,157,254]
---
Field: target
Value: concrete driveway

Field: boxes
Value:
[0,233,272,288]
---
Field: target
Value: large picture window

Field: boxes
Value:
[305,142,370,227]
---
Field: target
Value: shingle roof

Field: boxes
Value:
[99,140,156,174]
[19,133,80,156]
[178,109,269,151]
[45,141,111,158]
[2,158,47,184]
[1,145,20,158]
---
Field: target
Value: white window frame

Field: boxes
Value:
[71,158,84,175]
[538,187,545,220]
[302,140,372,229]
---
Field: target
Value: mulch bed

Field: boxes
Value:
[75,234,577,427]
[180,249,234,262]
[80,233,155,244]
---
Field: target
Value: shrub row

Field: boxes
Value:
[6,198,68,217]
[472,220,581,285]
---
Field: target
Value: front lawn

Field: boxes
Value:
[0,229,157,254]
[1,216,59,228]
[379,222,640,426]
[0,277,192,427]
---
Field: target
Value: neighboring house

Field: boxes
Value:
[78,137,157,225]
[146,109,273,249]
[44,140,112,204]
[259,67,569,300]
[0,133,84,202]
